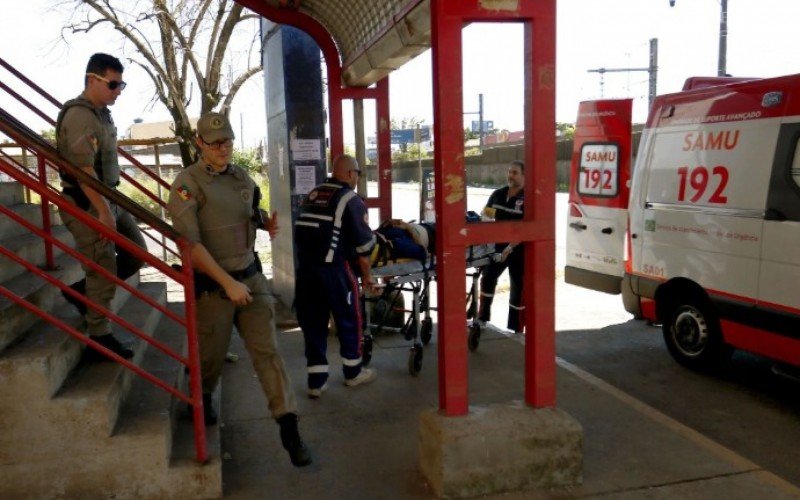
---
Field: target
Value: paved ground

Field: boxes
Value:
[216,277,799,499]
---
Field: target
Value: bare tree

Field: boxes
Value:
[61,0,263,166]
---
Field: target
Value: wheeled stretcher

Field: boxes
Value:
[362,244,497,376]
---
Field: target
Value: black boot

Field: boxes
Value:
[202,393,218,426]
[83,334,133,363]
[277,413,312,467]
[62,279,87,316]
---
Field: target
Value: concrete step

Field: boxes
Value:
[0,253,83,352]
[0,297,222,499]
[0,282,165,465]
[0,224,74,283]
[0,202,62,240]
[0,272,144,400]
[0,181,25,206]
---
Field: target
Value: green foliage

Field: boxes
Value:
[40,128,56,145]
[556,122,575,140]
[252,172,272,210]
[391,143,431,162]
[231,147,264,175]
[118,178,163,219]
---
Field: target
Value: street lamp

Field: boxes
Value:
[670,0,728,76]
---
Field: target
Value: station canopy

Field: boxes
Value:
[257,0,431,85]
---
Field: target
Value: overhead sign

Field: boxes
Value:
[391,126,431,144]
[471,120,494,133]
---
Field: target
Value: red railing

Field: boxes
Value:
[0,56,170,208]
[0,107,208,462]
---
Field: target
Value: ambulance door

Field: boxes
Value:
[565,99,632,293]
[755,122,800,366]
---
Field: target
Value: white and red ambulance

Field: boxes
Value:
[565,75,800,373]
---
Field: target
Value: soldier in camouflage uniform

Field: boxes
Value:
[167,112,311,467]
[56,53,146,361]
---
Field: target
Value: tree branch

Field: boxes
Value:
[220,65,263,111]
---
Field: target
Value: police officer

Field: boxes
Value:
[56,53,146,361]
[478,160,526,334]
[294,154,378,399]
[167,112,311,467]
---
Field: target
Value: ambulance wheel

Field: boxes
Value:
[468,323,481,352]
[662,300,730,371]
[408,344,423,376]
[420,318,433,345]
[362,336,374,366]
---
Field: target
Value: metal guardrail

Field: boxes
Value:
[0,63,209,462]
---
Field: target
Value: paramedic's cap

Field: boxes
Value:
[197,112,235,143]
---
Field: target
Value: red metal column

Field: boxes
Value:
[431,0,556,414]
[523,11,557,408]
[374,77,392,222]
[431,0,469,416]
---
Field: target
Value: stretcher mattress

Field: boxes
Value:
[372,244,496,278]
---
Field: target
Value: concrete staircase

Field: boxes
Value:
[0,181,222,498]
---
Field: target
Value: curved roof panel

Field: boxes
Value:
[247,0,431,86]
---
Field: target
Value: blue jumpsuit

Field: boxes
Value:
[294,179,376,390]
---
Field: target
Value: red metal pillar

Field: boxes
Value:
[374,77,393,222]
[431,0,556,414]
[431,1,469,416]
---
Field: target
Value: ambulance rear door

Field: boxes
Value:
[565,99,632,294]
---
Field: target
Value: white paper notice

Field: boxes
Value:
[294,165,317,195]
[290,138,321,161]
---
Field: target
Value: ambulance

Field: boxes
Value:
[565,75,800,373]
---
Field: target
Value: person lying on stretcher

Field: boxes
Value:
[370,219,435,266]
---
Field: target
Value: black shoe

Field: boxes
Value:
[202,393,218,426]
[62,279,87,316]
[181,393,217,426]
[277,413,312,467]
[84,334,134,362]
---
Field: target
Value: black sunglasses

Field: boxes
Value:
[87,72,127,91]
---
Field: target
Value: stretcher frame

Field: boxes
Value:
[362,245,497,376]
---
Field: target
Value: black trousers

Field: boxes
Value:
[478,246,524,332]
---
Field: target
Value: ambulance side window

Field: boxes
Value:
[577,142,619,198]
[792,141,800,190]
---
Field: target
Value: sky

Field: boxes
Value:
[2,0,800,149]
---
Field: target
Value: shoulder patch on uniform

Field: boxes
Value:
[177,184,193,201]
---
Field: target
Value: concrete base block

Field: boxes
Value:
[419,402,583,498]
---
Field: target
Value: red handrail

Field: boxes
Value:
[0,57,171,207]
[0,106,208,463]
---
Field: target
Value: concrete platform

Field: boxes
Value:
[218,310,800,499]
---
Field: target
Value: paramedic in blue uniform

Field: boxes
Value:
[294,154,378,399]
[478,160,526,334]
[167,112,311,467]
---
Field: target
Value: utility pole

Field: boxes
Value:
[718,0,728,76]
[463,93,485,151]
[670,0,728,77]
[587,38,659,108]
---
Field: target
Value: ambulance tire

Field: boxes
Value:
[662,300,730,371]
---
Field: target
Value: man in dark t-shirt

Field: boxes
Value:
[478,160,525,334]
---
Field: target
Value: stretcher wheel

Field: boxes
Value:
[403,321,417,341]
[466,296,477,320]
[408,344,423,376]
[362,335,374,366]
[373,298,389,320]
[468,323,481,352]
[420,318,433,345]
